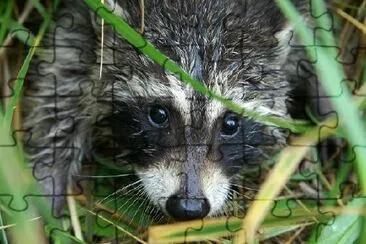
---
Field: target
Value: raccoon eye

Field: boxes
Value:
[221,113,240,136]
[148,105,169,128]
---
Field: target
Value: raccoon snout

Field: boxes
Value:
[166,195,210,221]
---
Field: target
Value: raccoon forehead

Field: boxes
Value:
[110,73,191,118]
[206,98,285,129]
[110,68,288,127]
[114,74,173,101]
[205,69,290,126]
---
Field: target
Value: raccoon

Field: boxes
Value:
[23,0,329,221]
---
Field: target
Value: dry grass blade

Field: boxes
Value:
[284,226,306,244]
[0,217,42,230]
[0,0,34,57]
[140,0,145,33]
[335,7,366,34]
[99,0,104,80]
[147,204,330,243]
[148,217,231,243]
[67,185,84,241]
[148,207,328,243]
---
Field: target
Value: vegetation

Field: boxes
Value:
[0,0,365,243]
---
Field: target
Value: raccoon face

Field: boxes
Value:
[134,106,276,220]
[99,87,282,220]
[95,71,289,220]
[91,0,304,220]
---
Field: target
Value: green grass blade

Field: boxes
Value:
[149,203,331,243]
[0,97,74,242]
[0,0,13,44]
[315,198,364,244]
[6,19,36,46]
[275,0,366,242]
[0,212,8,244]
[0,116,45,243]
[275,0,366,188]
[2,7,51,127]
[259,225,303,241]
[30,0,47,17]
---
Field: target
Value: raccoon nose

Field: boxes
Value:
[166,195,210,221]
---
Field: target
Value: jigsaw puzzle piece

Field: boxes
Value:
[270,199,335,239]
[182,218,210,242]
[288,1,335,48]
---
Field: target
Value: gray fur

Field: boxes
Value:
[23,0,321,218]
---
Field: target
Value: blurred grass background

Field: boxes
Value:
[0,0,366,243]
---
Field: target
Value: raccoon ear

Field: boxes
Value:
[243,0,310,66]
[272,1,312,65]
[90,0,141,34]
[104,0,131,21]
[90,0,125,28]
[272,24,296,65]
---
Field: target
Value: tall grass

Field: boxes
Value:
[0,0,365,243]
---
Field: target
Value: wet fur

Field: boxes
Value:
[23,0,320,217]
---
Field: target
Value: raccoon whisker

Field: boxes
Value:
[213,186,233,217]
[128,189,150,225]
[115,153,133,160]
[117,187,145,217]
[224,165,248,168]
[230,191,248,200]
[229,188,250,200]
[73,173,137,178]
[231,174,256,181]
[147,203,161,223]
[232,177,260,187]
[95,184,144,213]
[227,187,237,199]
[228,188,246,203]
[226,189,236,199]
[140,191,163,223]
[216,200,230,217]
[151,207,165,224]
[113,190,146,227]
[95,179,143,207]
[217,200,228,216]
[115,179,144,193]
[231,183,259,191]
[142,205,155,223]
[132,130,144,136]
[151,211,165,224]
[226,189,247,216]
[134,198,151,228]
[114,183,144,202]
[137,198,161,227]
[124,191,155,227]
[222,201,234,217]
[115,190,146,227]
[142,148,157,155]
